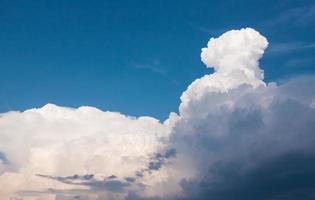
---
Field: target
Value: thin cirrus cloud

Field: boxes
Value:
[1,28,315,200]
[266,41,315,55]
[133,59,167,75]
[261,5,315,28]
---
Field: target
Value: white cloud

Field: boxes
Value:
[180,28,268,118]
[0,104,168,199]
[1,28,315,200]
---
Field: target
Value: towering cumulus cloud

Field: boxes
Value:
[1,28,315,200]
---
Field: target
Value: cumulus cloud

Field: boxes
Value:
[1,28,315,200]
[0,104,168,199]
[179,28,268,118]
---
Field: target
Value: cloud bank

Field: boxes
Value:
[1,28,315,200]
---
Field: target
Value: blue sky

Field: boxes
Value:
[0,0,314,120]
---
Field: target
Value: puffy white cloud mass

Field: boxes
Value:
[1,28,315,200]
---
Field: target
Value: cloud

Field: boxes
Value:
[133,59,167,75]
[1,28,315,200]
[36,174,132,192]
[262,5,315,28]
[0,104,167,199]
[0,152,8,164]
[180,28,268,117]
[285,57,315,67]
[159,29,315,200]
[266,41,315,55]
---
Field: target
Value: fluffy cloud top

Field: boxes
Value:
[1,28,315,200]
[180,28,268,117]
[201,28,267,81]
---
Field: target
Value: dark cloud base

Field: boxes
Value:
[179,152,315,200]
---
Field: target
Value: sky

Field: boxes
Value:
[1,1,315,200]
[0,0,315,120]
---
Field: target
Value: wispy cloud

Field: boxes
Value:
[132,59,167,75]
[262,5,315,28]
[285,56,315,67]
[266,41,315,55]
[187,22,227,37]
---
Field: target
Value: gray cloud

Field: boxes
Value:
[37,174,131,192]
[159,76,315,200]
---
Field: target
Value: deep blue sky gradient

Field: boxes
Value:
[0,0,314,120]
